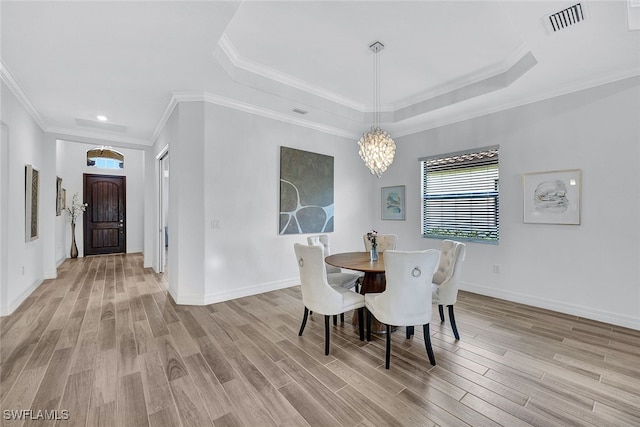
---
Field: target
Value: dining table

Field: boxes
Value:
[325,251,390,334]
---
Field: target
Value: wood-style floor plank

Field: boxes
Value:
[0,253,638,427]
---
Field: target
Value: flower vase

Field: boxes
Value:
[70,223,78,259]
[370,246,378,261]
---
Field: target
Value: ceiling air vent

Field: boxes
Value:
[546,3,586,32]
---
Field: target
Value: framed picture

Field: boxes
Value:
[279,146,334,234]
[523,169,581,225]
[25,164,40,241]
[62,188,66,211]
[381,185,405,220]
[56,177,63,216]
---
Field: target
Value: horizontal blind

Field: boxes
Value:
[421,148,499,242]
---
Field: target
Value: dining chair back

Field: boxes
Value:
[364,249,440,369]
[307,234,361,292]
[432,240,466,340]
[362,234,398,252]
[294,243,364,355]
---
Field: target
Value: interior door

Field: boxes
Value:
[83,174,126,255]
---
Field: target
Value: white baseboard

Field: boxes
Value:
[0,279,43,317]
[204,277,299,305]
[167,277,299,306]
[461,281,640,331]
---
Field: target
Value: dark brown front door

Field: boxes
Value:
[83,174,126,256]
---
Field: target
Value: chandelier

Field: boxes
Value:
[358,41,396,178]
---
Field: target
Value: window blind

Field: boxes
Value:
[420,147,499,242]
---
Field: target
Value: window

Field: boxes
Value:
[420,146,499,243]
[87,147,124,169]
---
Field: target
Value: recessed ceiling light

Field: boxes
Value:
[96,115,108,121]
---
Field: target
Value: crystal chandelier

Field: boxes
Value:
[358,41,396,178]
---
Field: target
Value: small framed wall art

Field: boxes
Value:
[381,185,405,220]
[25,164,40,241]
[523,169,581,225]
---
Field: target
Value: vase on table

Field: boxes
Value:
[70,222,78,259]
[370,246,378,261]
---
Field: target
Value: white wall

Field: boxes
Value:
[0,81,46,315]
[371,76,640,330]
[202,103,373,303]
[56,139,145,258]
[150,101,373,304]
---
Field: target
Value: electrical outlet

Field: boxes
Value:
[493,264,500,274]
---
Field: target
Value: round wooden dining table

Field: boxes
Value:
[325,251,389,333]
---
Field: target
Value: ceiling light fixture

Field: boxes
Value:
[358,41,395,179]
[96,115,108,121]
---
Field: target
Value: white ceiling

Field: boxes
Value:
[2,1,639,147]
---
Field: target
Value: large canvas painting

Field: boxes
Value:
[25,164,40,241]
[523,169,581,225]
[279,146,334,234]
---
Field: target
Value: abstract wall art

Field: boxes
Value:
[523,169,581,225]
[279,146,334,234]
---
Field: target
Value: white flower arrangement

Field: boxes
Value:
[65,192,88,225]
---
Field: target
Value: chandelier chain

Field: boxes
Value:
[358,41,396,178]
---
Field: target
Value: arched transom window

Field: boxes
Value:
[87,146,124,169]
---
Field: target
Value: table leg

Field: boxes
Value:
[352,272,388,334]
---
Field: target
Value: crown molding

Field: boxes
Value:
[217,34,367,112]
[151,91,357,145]
[151,95,179,144]
[392,68,640,139]
[392,43,534,111]
[45,126,153,147]
[0,58,46,130]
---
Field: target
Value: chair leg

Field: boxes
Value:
[385,324,392,369]
[406,326,414,339]
[340,313,344,323]
[448,305,460,340]
[438,304,445,322]
[324,315,330,355]
[298,307,309,336]
[366,311,372,341]
[423,323,436,366]
[358,308,364,341]
[333,315,337,326]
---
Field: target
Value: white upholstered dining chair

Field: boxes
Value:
[364,249,440,369]
[307,234,360,293]
[294,243,365,355]
[363,234,398,252]
[432,240,466,340]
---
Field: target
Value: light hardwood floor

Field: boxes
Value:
[1,253,639,426]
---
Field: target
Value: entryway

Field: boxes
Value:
[83,173,126,255]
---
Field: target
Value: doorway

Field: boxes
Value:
[159,151,169,272]
[83,174,127,256]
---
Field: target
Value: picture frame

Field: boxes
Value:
[279,146,334,234]
[25,164,40,241]
[381,185,405,220]
[56,176,63,216]
[62,188,66,211]
[523,169,581,225]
